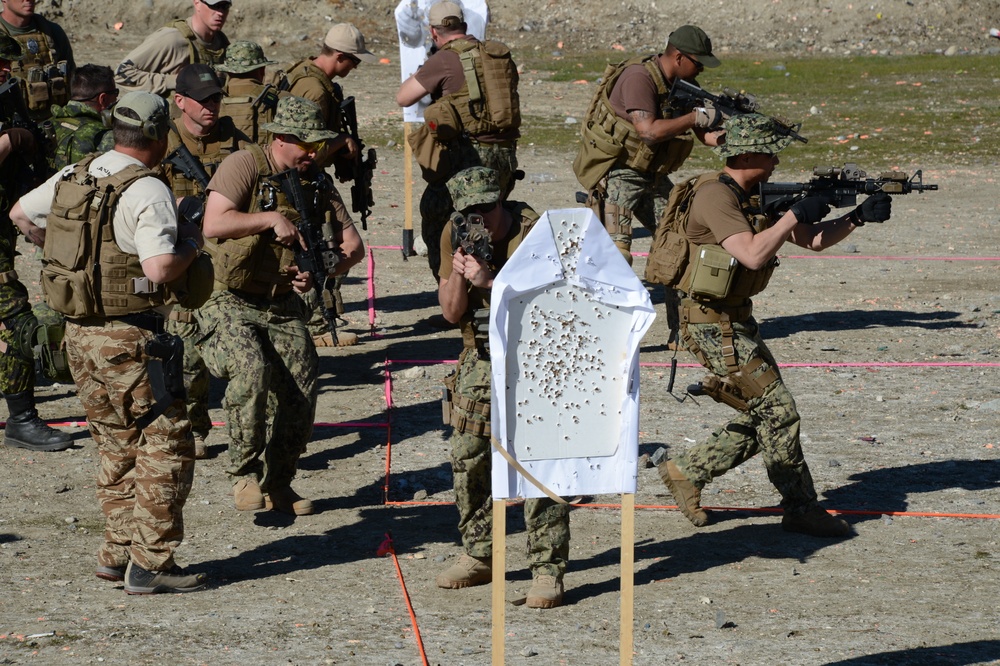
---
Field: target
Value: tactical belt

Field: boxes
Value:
[680,299,752,325]
[451,393,491,437]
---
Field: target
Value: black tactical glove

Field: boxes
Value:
[789,197,831,225]
[852,191,892,225]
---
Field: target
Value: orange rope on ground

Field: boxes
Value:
[377,533,430,666]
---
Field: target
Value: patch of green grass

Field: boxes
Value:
[520,52,1000,169]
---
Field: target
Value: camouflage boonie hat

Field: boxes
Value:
[216,40,276,74]
[447,167,501,212]
[260,96,339,143]
[713,113,794,159]
[0,34,22,61]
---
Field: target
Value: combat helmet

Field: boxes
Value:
[0,34,23,61]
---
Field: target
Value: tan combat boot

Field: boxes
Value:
[264,485,315,516]
[781,507,852,538]
[435,554,492,589]
[659,460,709,527]
[233,477,265,511]
[313,331,359,347]
[193,434,208,460]
[525,574,564,609]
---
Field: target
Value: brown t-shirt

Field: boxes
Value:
[207,148,355,231]
[686,177,752,246]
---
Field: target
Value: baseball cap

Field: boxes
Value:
[176,64,224,101]
[261,96,340,143]
[428,1,464,28]
[713,113,794,159]
[447,167,501,212]
[113,91,170,138]
[216,40,276,74]
[667,25,721,68]
[201,0,233,6]
[324,23,378,64]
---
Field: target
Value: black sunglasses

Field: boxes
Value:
[681,53,704,71]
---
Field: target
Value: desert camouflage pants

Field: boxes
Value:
[165,307,211,438]
[674,317,820,514]
[197,289,317,491]
[449,347,570,577]
[420,141,518,281]
[0,230,35,394]
[65,320,195,571]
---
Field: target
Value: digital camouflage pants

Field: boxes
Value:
[65,320,195,572]
[449,347,570,577]
[165,307,211,438]
[674,316,820,515]
[420,141,518,281]
[197,289,318,491]
[0,230,35,395]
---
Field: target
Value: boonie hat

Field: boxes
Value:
[428,1,464,28]
[713,113,794,159]
[667,25,720,68]
[0,34,22,61]
[176,64,224,101]
[447,167,501,212]
[324,23,378,64]
[216,40,276,74]
[261,96,340,143]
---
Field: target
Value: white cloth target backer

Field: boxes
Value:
[490,209,656,499]
[394,0,489,123]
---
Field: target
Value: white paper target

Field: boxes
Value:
[394,0,489,123]
[490,209,656,499]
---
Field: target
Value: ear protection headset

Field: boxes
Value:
[112,96,169,141]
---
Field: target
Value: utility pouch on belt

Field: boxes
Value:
[441,370,457,426]
[689,245,739,300]
[692,375,748,411]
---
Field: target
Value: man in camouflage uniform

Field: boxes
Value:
[200,96,364,516]
[0,33,70,452]
[286,23,376,348]
[657,114,892,538]
[396,1,521,282]
[217,40,281,144]
[436,166,570,608]
[11,91,209,592]
[161,63,251,459]
[0,0,74,120]
[48,63,117,170]
[115,0,231,96]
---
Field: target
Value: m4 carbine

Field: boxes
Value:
[334,96,377,230]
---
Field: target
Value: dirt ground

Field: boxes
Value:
[2,1,1000,665]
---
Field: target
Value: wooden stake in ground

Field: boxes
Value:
[620,493,635,665]
[491,498,506,666]
[401,122,415,259]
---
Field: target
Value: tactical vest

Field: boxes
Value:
[284,59,343,131]
[423,38,520,142]
[458,202,537,349]
[205,144,315,296]
[2,19,68,115]
[678,174,776,308]
[574,55,693,186]
[167,19,228,68]
[164,117,244,200]
[41,154,182,318]
[220,77,280,144]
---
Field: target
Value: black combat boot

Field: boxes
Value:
[3,391,72,452]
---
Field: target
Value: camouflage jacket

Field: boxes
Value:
[48,101,114,170]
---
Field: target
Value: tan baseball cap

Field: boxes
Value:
[323,23,378,64]
[428,1,464,28]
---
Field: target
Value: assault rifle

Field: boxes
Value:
[757,163,938,217]
[334,96,377,230]
[162,142,212,226]
[668,78,808,144]
[271,168,342,343]
[450,211,493,263]
[0,77,54,188]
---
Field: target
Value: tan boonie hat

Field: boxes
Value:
[447,167,501,212]
[667,25,721,68]
[428,0,464,28]
[713,113,794,159]
[216,40,276,74]
[324,23,378,64]
[261,96,340,143]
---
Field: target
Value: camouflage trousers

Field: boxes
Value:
[197,289,318,491]
[673,317,819,514]
[0,231,35,394]
[449,347,570,577]
[65,320,195,572]
[420,140,518,281]
[165,307,211,437]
